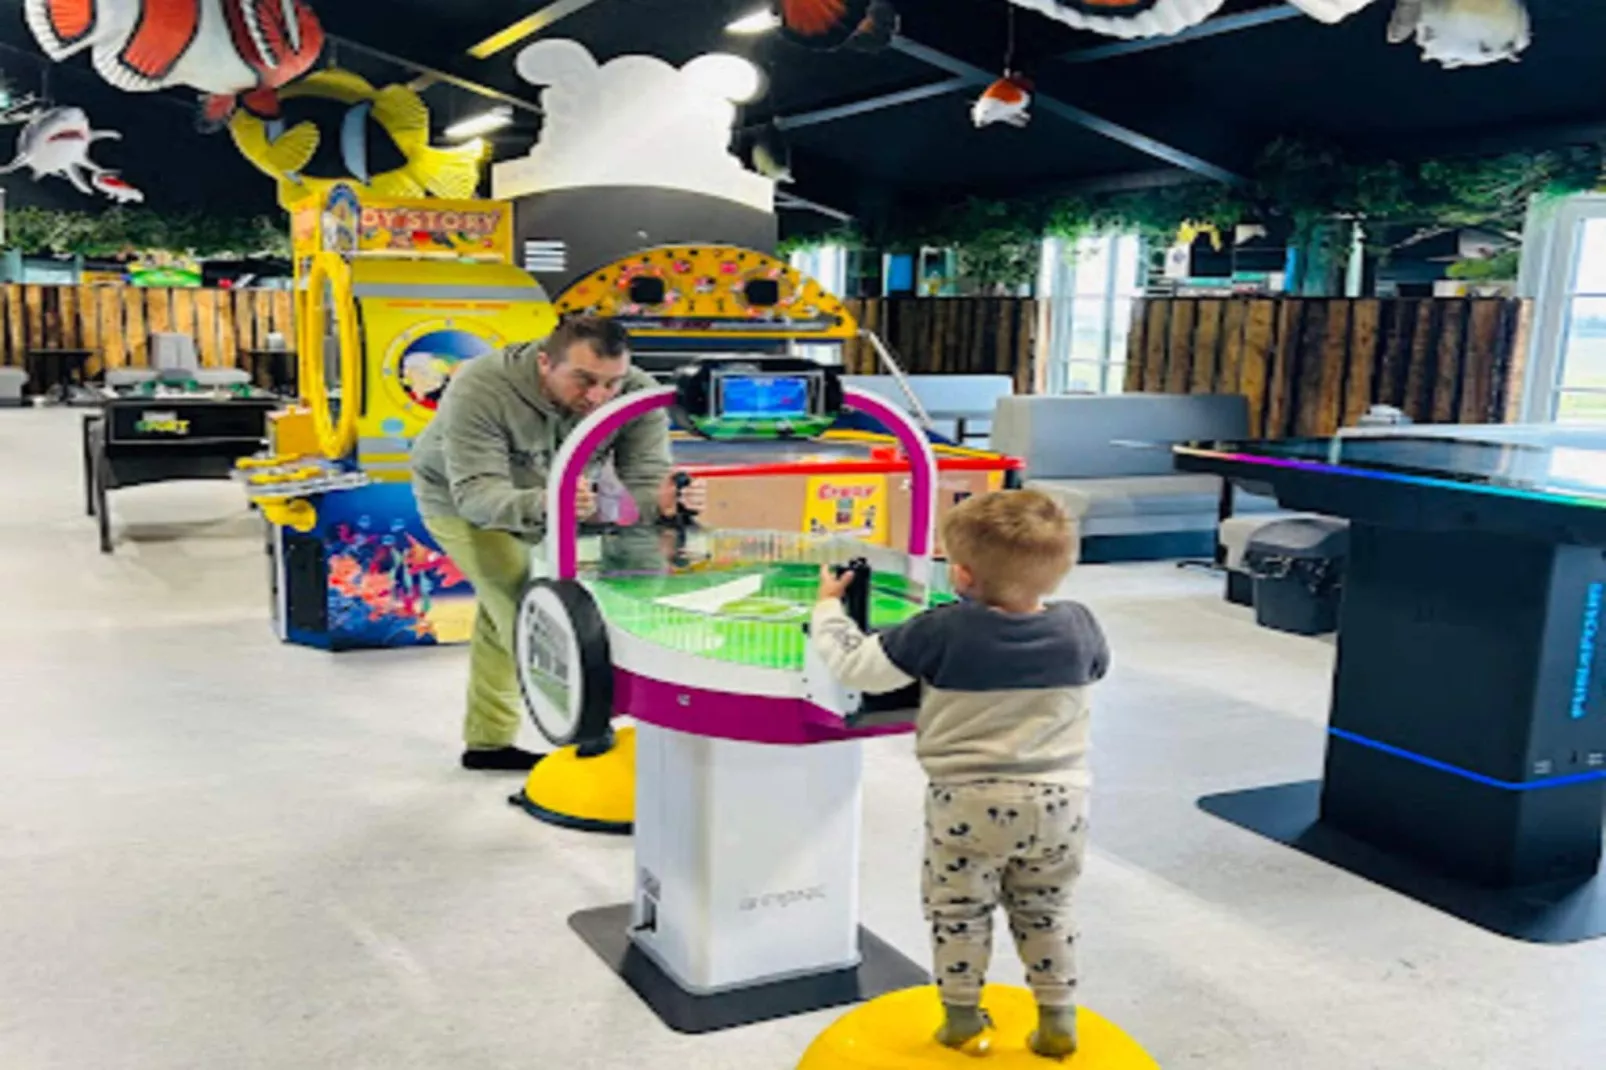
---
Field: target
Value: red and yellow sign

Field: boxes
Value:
[803,474,888,543]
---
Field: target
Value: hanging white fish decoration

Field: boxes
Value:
[1284,0,1383,23]
[1002,0,1226,40]
[0,105,143,202]
[1387,0,1531,68]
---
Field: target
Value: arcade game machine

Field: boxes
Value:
[237,184,558,650]
[510,356,1157,1065]
[552,245,1022,556]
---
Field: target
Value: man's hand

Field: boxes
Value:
[657,473,708,516]
[575,481,597,523]
[817,564,855,603]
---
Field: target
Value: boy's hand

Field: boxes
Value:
[817,564,855,603]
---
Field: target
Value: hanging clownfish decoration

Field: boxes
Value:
[1003,0,1225,40]
[228,69,485,209]
[971,72,1032,129]
[23,0,325,123]
[775,0,899,52]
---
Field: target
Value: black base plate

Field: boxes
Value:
[570,903,929,1034]
[1199,780,1606,945]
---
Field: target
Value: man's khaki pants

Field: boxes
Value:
[423,516,538,750]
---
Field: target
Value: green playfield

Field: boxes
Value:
[587,561,948,671]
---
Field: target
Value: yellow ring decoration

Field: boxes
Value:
[299,251,362,460]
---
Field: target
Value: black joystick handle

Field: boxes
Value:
[833,556,872,633]
[673,471,699,527]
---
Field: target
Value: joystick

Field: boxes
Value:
[833,556,871,632]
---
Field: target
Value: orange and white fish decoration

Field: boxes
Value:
[776,0,898,52]
[24,0,325,123]
[971,72,1032,129]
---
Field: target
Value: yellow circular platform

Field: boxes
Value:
[798,985,1158,1069]
[512,726,635,835]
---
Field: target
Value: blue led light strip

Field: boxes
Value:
[1174,447,1606,510]
[1328,727,1606,791]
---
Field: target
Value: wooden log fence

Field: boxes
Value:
[841,297,1039,394]
[1124,296,1532,438]
[0,284,295,390]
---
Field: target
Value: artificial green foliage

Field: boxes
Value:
[1447,249,1521,281]
[781,137,1606,289]
[4,206,291,259]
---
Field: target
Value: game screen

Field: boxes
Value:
[718,375,811,420]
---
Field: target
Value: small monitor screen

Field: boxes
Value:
[719,375,810,420]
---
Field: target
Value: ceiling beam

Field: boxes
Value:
[776,191,856,222]
[774,76,984,131]
[466,0,609,60]
[889,35,1244,184]
[1058,4,1306,65]
[327,35,544,117]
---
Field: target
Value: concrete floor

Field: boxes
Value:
[1,405,1603,1070]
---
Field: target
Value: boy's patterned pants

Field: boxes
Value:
[923,780,1088,1008]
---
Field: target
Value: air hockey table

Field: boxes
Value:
[1175,424,1606,943]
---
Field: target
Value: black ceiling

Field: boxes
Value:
[2,0,1604,228]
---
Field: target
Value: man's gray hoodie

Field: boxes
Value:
[410,341,670,538]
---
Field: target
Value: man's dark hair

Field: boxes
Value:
[545,315,631,364]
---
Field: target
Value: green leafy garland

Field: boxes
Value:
[781,138,1606,288]
[3,206,291,259]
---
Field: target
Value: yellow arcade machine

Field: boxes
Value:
[513,244,1020,832]
[240,183,557,650]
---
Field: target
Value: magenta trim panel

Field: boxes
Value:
[614,667,913,745]
[840,388,934,557]
[553,391,678,579]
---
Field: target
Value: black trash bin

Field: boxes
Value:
[1242,517,1349,636]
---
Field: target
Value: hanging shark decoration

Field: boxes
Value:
[0,103,144,203]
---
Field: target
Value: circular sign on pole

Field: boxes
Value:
[515,579,613,746]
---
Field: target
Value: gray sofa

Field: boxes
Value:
[990,393,1281,563]
[842,374,1014,445]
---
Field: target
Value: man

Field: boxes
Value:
[412,315,699,770]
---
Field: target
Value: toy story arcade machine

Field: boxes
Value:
[239,185,558,650]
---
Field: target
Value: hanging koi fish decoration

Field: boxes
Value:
[775,0,898,52]
[971,72,1032,129]
[23,0,325,123]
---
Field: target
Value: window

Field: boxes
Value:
[789,245,846,298]
[1038,233,1143,394]
[788,244,848,365]
[1521,195,1606,422]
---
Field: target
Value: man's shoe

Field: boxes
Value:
[461,746,544,771]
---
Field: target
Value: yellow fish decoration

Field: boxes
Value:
[228,68,485,209]
[1176,220,1224,252]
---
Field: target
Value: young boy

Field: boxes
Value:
[811,489,1108,1059]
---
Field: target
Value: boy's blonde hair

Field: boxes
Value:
[940,489,1075,607]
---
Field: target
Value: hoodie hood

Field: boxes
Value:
[502,340,556,416]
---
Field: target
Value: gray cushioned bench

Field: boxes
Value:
[842,374,1014,446]
[990,393,1282,563]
